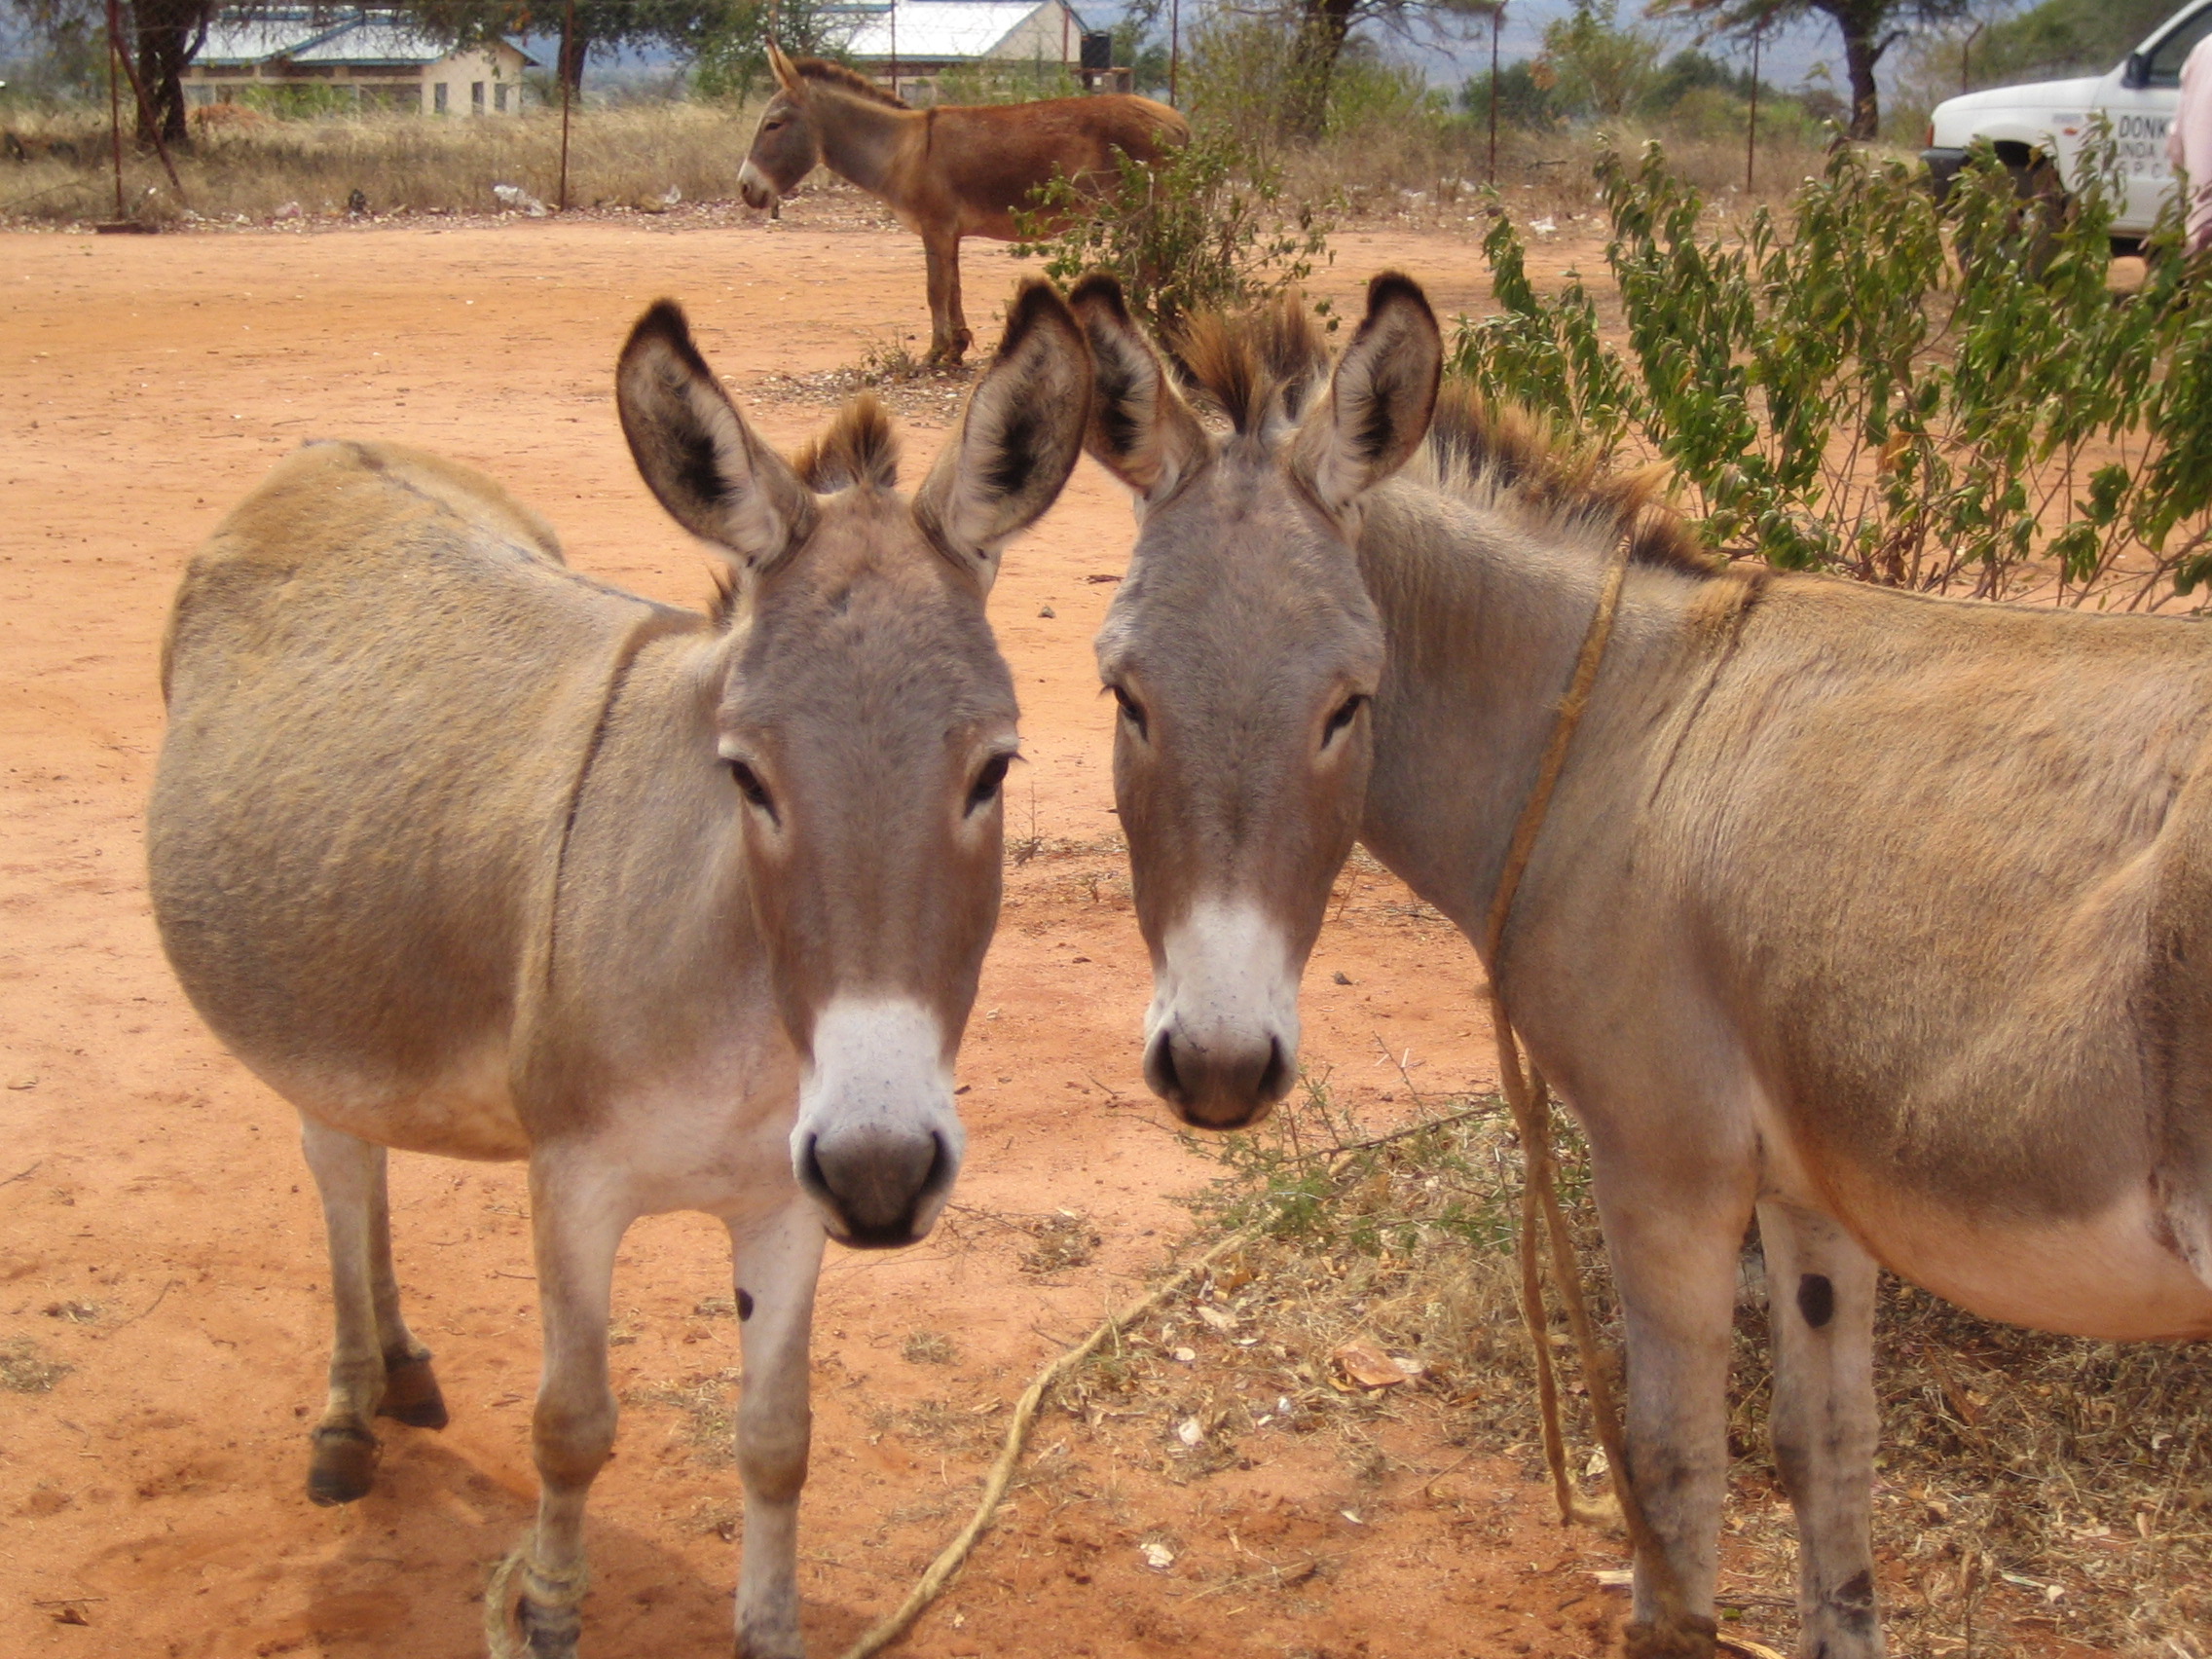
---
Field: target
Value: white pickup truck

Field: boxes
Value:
[1923,0,2212,241]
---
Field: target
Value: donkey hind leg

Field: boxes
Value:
[301,1118,442,1504]
[729,1201,826,1659]
[509,1162,631,1659]
[1597,1171,1755,1659]
[365,1138,450,1431]
[1758,1200,1885,1659]
[922,233,973,366]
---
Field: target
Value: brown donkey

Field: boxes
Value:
[147,283,1092,1658]
[740,43,1186,364]
[1070,272,2212,1659]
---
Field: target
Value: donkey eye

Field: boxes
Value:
[1112,684,1148,740]
[727,759,777,819]
[968,754,1012,814]
[1323,694,1368,747]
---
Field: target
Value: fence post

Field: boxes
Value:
[1488,5,1503,186]
[558,0,575,211]
[1169,0,1179,106]
[1745,19,1761,196]
[106,0,124,220]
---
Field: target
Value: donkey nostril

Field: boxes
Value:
[1146,1026,1185,1103]
[1257,1036,1290,1101]
[797,1132,828,1196]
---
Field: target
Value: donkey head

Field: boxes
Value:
[616,283,1090,1245]
[739,43,828,209]
[1074,274,1441,1130]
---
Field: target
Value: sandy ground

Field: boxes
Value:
[0,203,2092,1659]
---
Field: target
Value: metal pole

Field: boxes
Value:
[1169,0,1179,105]
[890,2,897,98]
[106,0,124,220]
[1961,18,1984,95]
[558,0,574,211]
[1745,20,1760,196]
[1488,5,1501,186]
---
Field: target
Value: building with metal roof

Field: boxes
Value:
[823,1,1118,100]
[183,9,535,116]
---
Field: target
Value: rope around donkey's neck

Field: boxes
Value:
[1477,530,1696,1630]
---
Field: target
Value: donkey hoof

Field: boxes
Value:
[379,1351,450,1429]
[518,1593,583,1658]
[1624,1614,1719,1659]
[736,1612,805,1659]
[306,1422,381,1505]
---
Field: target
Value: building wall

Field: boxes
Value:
[182,43,531,116]
[985,4,1080,65]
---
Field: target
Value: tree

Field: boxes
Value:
[1215,0,1494,143]
[6,0,206,145]
[1647,0,1972,139]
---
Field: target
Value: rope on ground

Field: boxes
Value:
[834,1222,1265,1659]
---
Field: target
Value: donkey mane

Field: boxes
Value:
[1177,297,1724,580]
[793,56,910,109]
[794,394,901,495]
[709,396,903,630]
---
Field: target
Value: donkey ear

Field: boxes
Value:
[1288,272,1441,517]
[617,300,814,572]
[913,280,1091,589]
[1067,273,1210,500]
[767,40,801,92]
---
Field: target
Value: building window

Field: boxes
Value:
[434,82,448,113]
[471,81,484,112]
[495,83,508,112]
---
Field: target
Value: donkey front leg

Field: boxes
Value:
[511,1159,632,1659]
[1757,1200,1884,1659]
[922,232,973,365]
[728,1200,826,1659]
[299,1118,446,1503]
[1594,1165,1756,1659]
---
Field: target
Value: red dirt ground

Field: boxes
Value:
[0,207,2095,1659]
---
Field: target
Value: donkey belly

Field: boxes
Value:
[247,1039,529,1161]
[1824,1170,2212,1341]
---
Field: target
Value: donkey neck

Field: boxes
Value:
[806,88,915,203]
[1352,482,1734,969]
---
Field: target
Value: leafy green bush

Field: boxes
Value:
[1012,127,1335,343]
[1452,129,2212,607]
[1458,60,1565,131]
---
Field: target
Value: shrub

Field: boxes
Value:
[1451,129,2212,608]
[1012,127,1335,343]
[1458,59,1565,132]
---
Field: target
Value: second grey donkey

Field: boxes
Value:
[1069,271,2212,1659]
[146,282,1093,1658]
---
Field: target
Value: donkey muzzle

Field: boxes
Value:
[797,1124,956,1248]
[1146,1021,1292,1129]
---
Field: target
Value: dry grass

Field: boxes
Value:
[1084,1077,2212,1657]
[622,1365,742,1463]
[1281,121,1849,232]
[0,102,771,225]
[0,1336,70,1392]
[0,95,1848,236]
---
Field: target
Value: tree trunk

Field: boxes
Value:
[130,0,199,149]
[1835,11,1883,140]
[558,26,590,95]
[1285,0,1358,142]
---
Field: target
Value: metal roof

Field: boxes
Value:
[827,1,1080,63]
[198,9,534,69]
